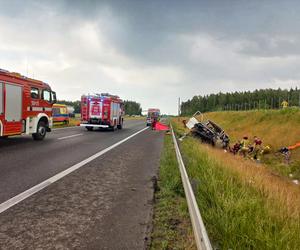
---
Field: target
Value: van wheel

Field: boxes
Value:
[32,121,47,140]
[86,127,93,131]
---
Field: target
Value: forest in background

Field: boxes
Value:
[181,88,300,115]
[57,100,142,116]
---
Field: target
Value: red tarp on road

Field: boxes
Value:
[155,122,170,131]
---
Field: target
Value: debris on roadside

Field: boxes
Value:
[179,133,188,141]
[292,179,299,185]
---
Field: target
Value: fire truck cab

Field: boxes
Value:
[80,93,124,131]
[0,69,56,140]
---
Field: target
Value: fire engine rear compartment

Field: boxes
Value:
[0,82,23,136]
[80,94,124,131]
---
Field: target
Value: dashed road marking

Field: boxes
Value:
[52,126,79,131]
[58,133,83,140]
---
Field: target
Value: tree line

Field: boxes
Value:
[58,100,81,113]
[124,100,142,115]
[181,88,300,115]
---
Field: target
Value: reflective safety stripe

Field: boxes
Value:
[27,107,52,112]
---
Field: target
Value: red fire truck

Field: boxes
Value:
[80,93,124,131]
[146,108,160,126]
[0,69,56,140]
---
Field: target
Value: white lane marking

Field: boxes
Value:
[52,126,79,131]
[58,133,83,140]
[0,126,149,214]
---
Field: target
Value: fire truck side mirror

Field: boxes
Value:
[51,91,57,104]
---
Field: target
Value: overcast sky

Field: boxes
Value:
[1,0,300,114]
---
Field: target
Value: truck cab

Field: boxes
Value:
[0,69,56,140]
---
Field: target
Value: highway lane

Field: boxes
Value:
[0,119,146,203]
[0,120,164,249]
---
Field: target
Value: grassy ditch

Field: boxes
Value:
[151,134,196,250]
[172,120,300,249]
[179,109,300,180]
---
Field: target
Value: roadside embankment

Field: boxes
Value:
[180,109,300,179]
[151,134,196,250]
[171,118,300,249]
[206,109,300,178]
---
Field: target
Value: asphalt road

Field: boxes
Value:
[0,119,165,249]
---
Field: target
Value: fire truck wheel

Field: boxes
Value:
[86,127,93,131]
[32,121,47,140]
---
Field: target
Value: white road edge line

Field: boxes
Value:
[58,133,83,140]
[0,126,149,214]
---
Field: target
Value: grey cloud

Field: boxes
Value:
[238,36,300,57]
[1,0,300,114]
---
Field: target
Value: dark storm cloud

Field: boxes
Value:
[52,0,300,60]
[1,0,300,113]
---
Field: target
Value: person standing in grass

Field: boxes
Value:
[281,100,289,109]
[252,136,262,161]
[240,136,250,157]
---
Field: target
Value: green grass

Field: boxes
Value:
[182,109,300,179]
[175,134,300,250]
[151,134,196,250]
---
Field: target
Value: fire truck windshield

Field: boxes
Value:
[148,111,159,118]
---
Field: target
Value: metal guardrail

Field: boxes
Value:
[171,125,213,250]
